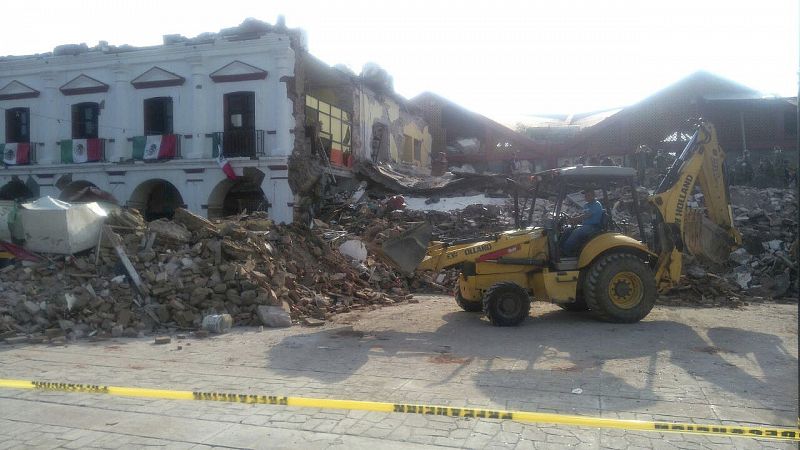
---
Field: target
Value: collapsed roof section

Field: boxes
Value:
[0,17,307,62]
[356,160,506,196]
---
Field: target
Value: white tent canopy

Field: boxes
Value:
[18,196,108,254]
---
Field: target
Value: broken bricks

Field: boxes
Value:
[0,207,411,341]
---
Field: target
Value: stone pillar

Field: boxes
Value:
[111,64,129,163]
[38,72,58,165]
[188,57,206,159]
[264,173,293,223]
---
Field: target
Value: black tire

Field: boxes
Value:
[455,290,483,312]
[482,282,531,327]
[583,253,656,323]
[558,297,589,312]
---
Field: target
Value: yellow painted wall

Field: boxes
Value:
[402,123,433,168]
[361,93,431,169]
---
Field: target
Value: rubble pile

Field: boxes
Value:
[319,198,519,292]
[0,208,412,341]
[666,186,798,305]
[725,186,797,297]
[324,198,514,243]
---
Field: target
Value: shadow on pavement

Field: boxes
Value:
[265,303,797,416]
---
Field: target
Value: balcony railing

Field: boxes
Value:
[212,130,265,158]
[59,138,107,164]
[2,142,37,166]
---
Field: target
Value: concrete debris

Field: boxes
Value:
[257,305,292,328]
[729,248,752,265]
[1,207,411,343]
[338,239,368,263]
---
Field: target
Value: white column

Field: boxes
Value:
[264,175,293,224]
[274,52,294,157]
[38,72,58,164]
[111,65,129,163]
[188,57,206,159]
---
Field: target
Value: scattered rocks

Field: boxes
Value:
[257,305,292,328]
[0,208,410,341]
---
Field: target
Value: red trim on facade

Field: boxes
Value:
[131,67,186,89]
[209,60,268,83]
[60,75,110,96]
[0,91,40,100]
[0,81,40,100]
[60,85,109,96]
[132,79,185,89]
[210,72,268,83]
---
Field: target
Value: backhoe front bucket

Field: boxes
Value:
[684,209,736,265]
[379,222,433,275]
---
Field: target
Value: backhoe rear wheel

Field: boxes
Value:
[482,282,531,327]
[455,290,483,312]
[583,253,656,323]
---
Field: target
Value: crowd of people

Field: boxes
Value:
[562,145,797,189]
[728,148,797,188]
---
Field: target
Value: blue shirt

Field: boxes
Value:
[583,200,604,227]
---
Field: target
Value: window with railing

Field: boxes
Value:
[212,130,264,158]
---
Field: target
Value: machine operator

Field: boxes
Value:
[562,189,604,256]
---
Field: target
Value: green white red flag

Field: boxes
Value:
[61,139,102,163]
[1,143,30,165]
[132,135,177,160]
[216,145,238,180]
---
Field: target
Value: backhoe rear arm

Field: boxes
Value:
[648,122,742,291]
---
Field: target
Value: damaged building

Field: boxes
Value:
[410,92,546,174]
[535,71,798,169]
[0,18,432,223]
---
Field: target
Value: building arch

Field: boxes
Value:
[0,177,35,201]
[207,177,269,219]
[57,180,118,204]
[128,179,184,221]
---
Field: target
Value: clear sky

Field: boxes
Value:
[2,0,797,126]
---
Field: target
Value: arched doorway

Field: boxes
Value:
[0,178,34,201]
[129,179,184,221]
[58,180,119,204]
[207,178,270,219]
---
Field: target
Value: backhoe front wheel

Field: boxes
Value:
[482,282,531,327]
[583,253,656,323]
[455,290,483,312]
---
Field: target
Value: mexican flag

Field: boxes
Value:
[1,143,30,165]
[61,139,102,163]
[216,145,238,180]
[132,135,177,160]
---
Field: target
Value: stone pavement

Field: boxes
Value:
[0,296,796,449]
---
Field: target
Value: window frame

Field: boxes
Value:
[143,97,174,136]
[5,107,30,143]
[71,102,100,139]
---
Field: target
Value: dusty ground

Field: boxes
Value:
[0,295,797,449]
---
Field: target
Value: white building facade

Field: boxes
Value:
[0,27,297,222]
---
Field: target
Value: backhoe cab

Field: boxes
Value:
[381,121,739,326]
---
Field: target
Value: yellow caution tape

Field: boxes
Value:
[0,378,797,441]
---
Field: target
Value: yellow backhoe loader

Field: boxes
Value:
[381,121,741,326]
